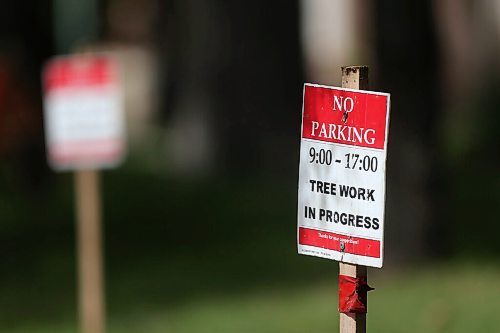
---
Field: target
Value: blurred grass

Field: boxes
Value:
[1,155,500,332]
[3,262,500,333]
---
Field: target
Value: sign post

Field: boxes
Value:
[43,53,125,333]
[339,66,369,333]
[75,169,105,333]
[297,66,390,333]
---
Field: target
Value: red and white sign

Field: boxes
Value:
[42,54,125,171]
[297,83,390,268]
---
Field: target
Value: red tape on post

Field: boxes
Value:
[338,275,374,313]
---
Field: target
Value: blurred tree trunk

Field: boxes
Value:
[300,0,375,85]
[433,0,500,255]
[374,0,442,261]
[157,0,303,177]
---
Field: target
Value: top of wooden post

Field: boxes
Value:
[341,66,369,90]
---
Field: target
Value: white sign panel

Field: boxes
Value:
[43,54,125,171]
[297,84,390,268]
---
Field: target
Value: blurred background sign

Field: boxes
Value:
[42,54,125,171]
[42,52,126,333]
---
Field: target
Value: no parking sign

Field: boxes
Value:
[297,84,390,268]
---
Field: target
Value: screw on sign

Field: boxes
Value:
[297,66,390,333]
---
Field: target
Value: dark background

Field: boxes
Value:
[1,0,499,332]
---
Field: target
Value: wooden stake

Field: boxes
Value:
[339,65,369,333]
[75,170,105,333]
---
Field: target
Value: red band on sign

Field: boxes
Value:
[338,275,374,313]
[298,227,380,258]
[302,85,388,149]
[43,56,116,91]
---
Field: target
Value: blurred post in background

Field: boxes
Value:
[75,170,105,333]
[42,52,126,333]
[50,0,106,333]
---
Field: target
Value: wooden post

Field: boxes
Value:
[339,65,369,333]
[75,170,105,333]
